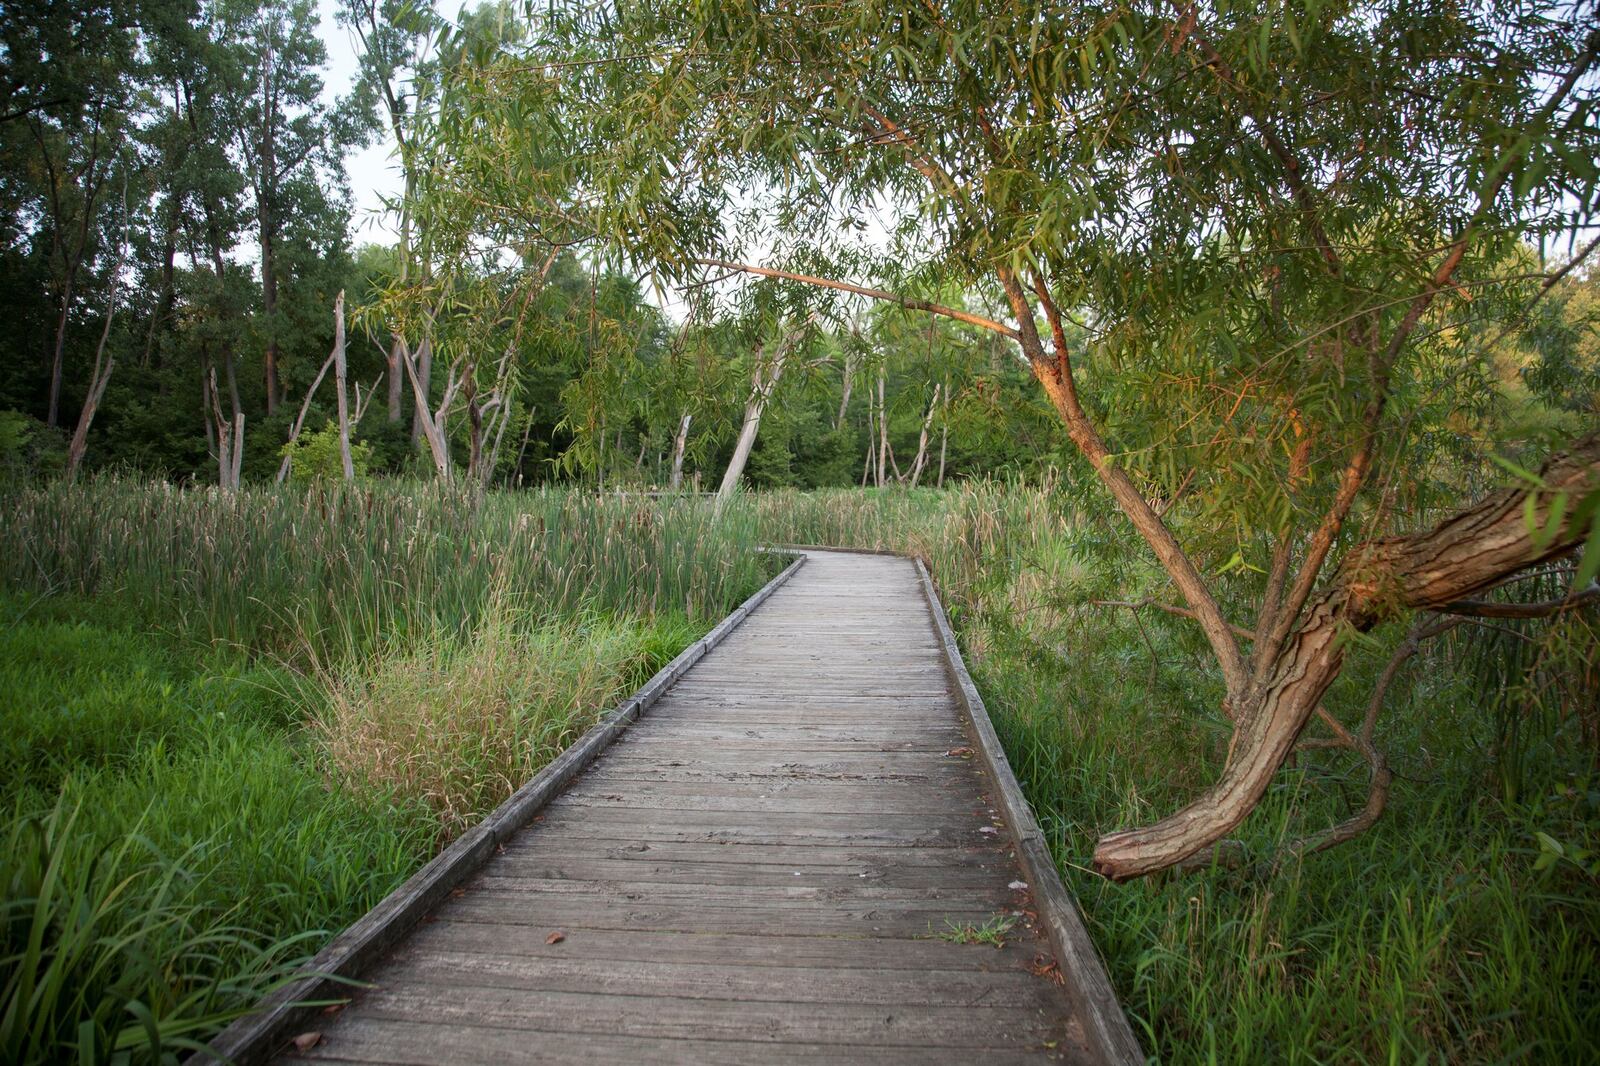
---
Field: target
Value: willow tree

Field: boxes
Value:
[463,1,1600,875]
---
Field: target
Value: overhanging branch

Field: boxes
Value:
[692,258,1019,340]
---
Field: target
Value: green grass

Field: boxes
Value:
[747,485,1600,1063]
[936,914,1019,949]
[0,480,777,1065]
[5,478,1595,1063]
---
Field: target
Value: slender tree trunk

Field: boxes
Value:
[388,199,411,424]
[718,395,767,503]
[261,214,282,414]
[411,336,433,445]
[47,273,75,428]
[909,382,941,487]
[66,241,126,479]
[861,401,874,487]
[670,411,692,490]
[835,353,853,430]
[875,369,888,488]
[463,360,484,481]
[717,330,800,507]
[936,423,948,488]
[333,291,355,479]
[400,336,452,479]
[387,337,405,423]
[275,346,336,482]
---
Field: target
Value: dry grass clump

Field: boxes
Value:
[310,606,655,839]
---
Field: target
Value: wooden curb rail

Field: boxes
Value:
[194,552,807,1066]
[913,557,1144,1066]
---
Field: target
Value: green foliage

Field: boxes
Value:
[279,422,374,482]
[0,411,65,484]
[0,798,316,1066]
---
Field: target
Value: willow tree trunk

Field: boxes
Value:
[717,330,801,507]
[1092,433,1600,879]
[65,218,126,480]
[670,411,692,490]
[275,347,335,483]
[836,354,853,430]
[333,291,355,480]
[909,382,941,487]
[718,397,767,503]
[875,369,888,488]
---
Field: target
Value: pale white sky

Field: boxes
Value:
[316,0,403,243]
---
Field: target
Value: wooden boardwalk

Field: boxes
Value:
[266,550,1129,1065]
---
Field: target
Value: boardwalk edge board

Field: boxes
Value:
[193,552,807,1066]
[913,558,1146,1066]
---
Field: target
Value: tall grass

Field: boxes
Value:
[0,477,772,658]
[749,485,1600,1063]
[1,479,776,1064]
[312,603,695,838]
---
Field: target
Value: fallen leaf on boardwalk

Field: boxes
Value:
[945,746,973,757]
[546,931,566,945]
[321,1002,346,1016]
[1028,954,1065,985]
[292,1031,322,1052]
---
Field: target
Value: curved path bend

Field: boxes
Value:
[282,549,1105,1064]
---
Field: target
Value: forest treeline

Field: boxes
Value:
[0,0,1086,491]
[5,0,1597,494]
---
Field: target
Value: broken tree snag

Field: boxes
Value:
[333,291,355,481]
[1093,432,1600,880]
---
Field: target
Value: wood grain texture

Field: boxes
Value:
[214,548,1129,1065]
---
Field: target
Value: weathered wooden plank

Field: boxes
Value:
[375,950,1060,1008]
[466,875,1017,908]
[404,922,1052,972]
[486,855,1012,888]
[497,837,1018,869]
[553,777,985,809]
[333,984,1068,1048]
[279,1019,1083,1065]
[442,895,1013,937]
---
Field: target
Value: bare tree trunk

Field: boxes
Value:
[835,352,853,430]
[512,407,536,487]
[400,336,452,479]
[875,369,888,488]
[275,347,336,483]
[936,375,950,488]
[861,400,875,487]
[936,421,949,488]
[411,332,433,445]
[387,336,405,423]
[909,382,941,487]
[207,365,245,491]
[717,324,807,508]
[65,201,127,479]
[333,291,355,480]
[718,395,767,502]
[670,411,693,490]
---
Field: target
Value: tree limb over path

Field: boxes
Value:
[1092,433,1600,879]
